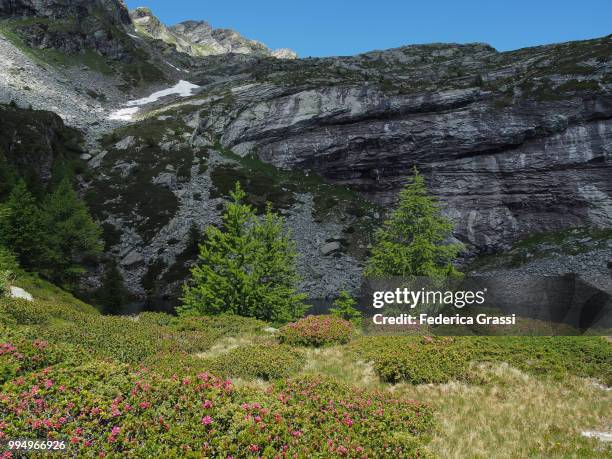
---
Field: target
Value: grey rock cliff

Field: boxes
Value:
[191,38,612,252]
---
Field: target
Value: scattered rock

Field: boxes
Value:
[9,286,33,301]
[121,251,144,267]
[114,136,136,150]
[320,241,341,256]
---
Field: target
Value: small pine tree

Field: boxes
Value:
[365,167,463,279]
[0,180,44,270]
[329,290,362,325]
[179,183,307,323]
[97,260,128,314]
[39,178,103,287]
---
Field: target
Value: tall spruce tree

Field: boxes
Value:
[364,167,463,279]
[39,178,103,287]
[0,180,43,270]
[179,183,307,323]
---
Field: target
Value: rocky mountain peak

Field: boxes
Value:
[129,7,297,59]
[169,20,215,44]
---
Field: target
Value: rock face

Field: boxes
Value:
[0,0,136,60]
[0,104,82,185]
[130,7,297,59]
[193,38,612,252]
[0,0,130,23]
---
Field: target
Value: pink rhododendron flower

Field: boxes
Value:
[337,445,348,455]
[201,415,213,425]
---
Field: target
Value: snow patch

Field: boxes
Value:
[108,80,199,121]
[109,107,139,121]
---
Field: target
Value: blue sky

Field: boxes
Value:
[125,0,611,57]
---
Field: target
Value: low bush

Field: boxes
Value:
[279,315,354,347]
[175,314,267,336]
[350,335,612,385]
[0,297,53,325]
[372,338,470,384]
[203,344,304,380]
[0,295,96,327]
[136,311,176,327]
[0,356,434,458]
[0,336,83,384]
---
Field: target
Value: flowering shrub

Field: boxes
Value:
[204,344,305,380]
[0,336,81,384]
[0,347,434,457]
[279,315,354,347]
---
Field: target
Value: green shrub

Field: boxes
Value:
[0,297,53,325]
[0,358,434,458]
[137,311,176,327]
[175,314,266,336]
[204,344,304,380]
[23,311,245,364]
[0,336,83,384]
[372,338,470,384]
[0,296,97,326]
[142,351,211,377]
[279,315,354,347]
[466,336,612,385]
[351,335,612,385]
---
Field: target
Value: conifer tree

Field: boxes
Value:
[365,167,463,279]
[97,260,128,314]
[0,180,43,269]
[179,183,307,323]
[329,290,362,325]
[39,178,103,286]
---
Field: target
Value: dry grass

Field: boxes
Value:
[395,363,612,458]
[194,334,273,359]
[300,346,379,387]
